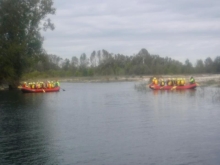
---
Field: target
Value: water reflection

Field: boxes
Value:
[0,91,59,164]
[1,83,220,165]
[152,90,159,95]
[133,82,220,103]
[151,88,197,96]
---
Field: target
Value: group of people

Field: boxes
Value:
[151,76,195,86]
[21,80,60,89]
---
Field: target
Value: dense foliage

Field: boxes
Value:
[22,48,220,79]
[1,1,220,84]
[0,0,55,87]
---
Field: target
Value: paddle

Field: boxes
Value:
[42,89,45,93]
[160,86,165,89]
[171,86,177,90]
[196,82,200,86]
[147,83,153,88]
[58,86,65,91]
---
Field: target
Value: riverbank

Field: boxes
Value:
[1,74,220,90]
[58,74,220,86]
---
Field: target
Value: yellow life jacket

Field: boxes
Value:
[180,79,184,86]
[177,80,180,86]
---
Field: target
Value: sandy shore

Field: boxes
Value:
[58,74,220,87]
[58,74,220,84]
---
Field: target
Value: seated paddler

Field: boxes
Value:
[189,76,195,84]
[177,78,181,86]
[160,78,165,86]
[166,78,172,86]
[152,77,158,85]
[55,80,60,87]
[180,78,185,86]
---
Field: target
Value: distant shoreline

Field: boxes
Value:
[58,74,220,84]
[1,74,220,90]
[50,74,220,87]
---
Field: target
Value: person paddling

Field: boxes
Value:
[151,77,158,85]
[180,78,185,86]
[55,80,60,87]
[189,76,195,84]
[160,78,165,86]
[166,78,171,86]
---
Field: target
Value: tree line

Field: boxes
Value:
[22,48,220,79]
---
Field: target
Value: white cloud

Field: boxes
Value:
[42,0,220,64]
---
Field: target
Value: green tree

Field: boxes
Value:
[90,51,96,67]
[0,0,55,87]
[79,53,88,69]
[195,59,205,73]
[213,56,220,73]
[184,59,193,73]
[204,57,213,73]
[62,58,70,71]
[71,56,79,68]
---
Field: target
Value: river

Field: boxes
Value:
[1,82,220,165]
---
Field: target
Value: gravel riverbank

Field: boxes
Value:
[58,74,220,85]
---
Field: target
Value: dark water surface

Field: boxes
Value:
[1,82,220,165]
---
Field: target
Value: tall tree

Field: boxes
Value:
[195,59,205,73]
[62,58,70,71]
[0,0,55,87]
[90,51,96,67]
[213,56,220,73]
[79,53,88,69]
[204,57,213,73]
[71,56,79,68]
[184,59,193,73]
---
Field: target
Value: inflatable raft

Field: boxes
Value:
[149,83,197,90]
[21,86,60,93]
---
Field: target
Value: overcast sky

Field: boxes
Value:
[42,0,220,64]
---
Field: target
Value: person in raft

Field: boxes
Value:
[166,78,172,86]
[160,78,165,86]
[180,78,186,86]
[189,76,195,84]
[152,77,158,85]
[55,80,60,87]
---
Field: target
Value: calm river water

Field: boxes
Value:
[1,82,220,165]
